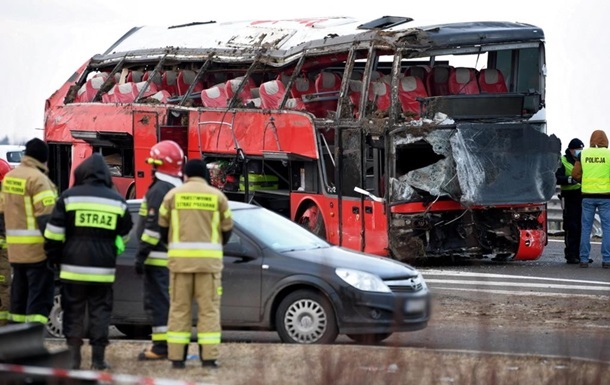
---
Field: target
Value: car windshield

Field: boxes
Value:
[233,207,330,252]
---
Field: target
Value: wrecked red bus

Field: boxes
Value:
[44,16,560,263]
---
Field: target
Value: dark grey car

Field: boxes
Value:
[47,199,430,344]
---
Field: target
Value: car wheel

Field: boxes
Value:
[347,333,392,344]
[297,204,326,240]
[275,290,338,344]
[46,293,64,338]
[114,324,151,339]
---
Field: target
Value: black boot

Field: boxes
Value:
[91,345,111,370]
[68,345,82,370]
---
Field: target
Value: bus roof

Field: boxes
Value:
[96,16,544,66]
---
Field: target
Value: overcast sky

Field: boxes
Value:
[1,0,607,150]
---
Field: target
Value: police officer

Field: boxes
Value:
[134,141,184,360]
[572,130,610,268]
[44,153,133,369]
[159,159,233,369]
[556,138,584,264]
[0,158,12,325]
[0,138,57,325]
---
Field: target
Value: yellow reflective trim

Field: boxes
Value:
[8,313,26,323]
[171,209,180,244]
[138,201,148,216]
[6,235,44,244]
[211,211,219,243]
[2,177,26,195]
[0,311,8,320]
[141,233,160,246]
[74,210,117,230]
[175,193,218,211]
[24,314,49,324]
[159,203,168,217]
[24,197,35,230]
[33,190,56,205]
[197,332,221,345]
[44,228,65,241]
[167,332,191,344]
[223,209,232,219]
[151,333,167,342]
[0,275,5,283]
[168,249,223,258]
[217,286,223,296]
[144,258,168,267]
[65,202,125,215]
[59,271,115,283]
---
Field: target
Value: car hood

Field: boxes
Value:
[282,246,419,279]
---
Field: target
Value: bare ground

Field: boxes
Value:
[43,294,610,385]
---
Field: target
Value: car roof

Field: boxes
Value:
[127,198,256,211]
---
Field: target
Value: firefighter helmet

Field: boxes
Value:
[146,140,184,177]
[0,158,11,182]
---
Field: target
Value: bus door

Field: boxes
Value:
[133,111,159,198]
[338,127,364,251]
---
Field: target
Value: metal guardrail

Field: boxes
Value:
[547,194,602,237]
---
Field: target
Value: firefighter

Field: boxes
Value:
[134,140,184,360]
[44,153,133,369]
[158,159,233,369]
[0,158,12,326]
[0,138,57,326]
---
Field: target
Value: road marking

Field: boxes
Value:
[425,279,610,292]
[430,286,610,299]
[421,270,610,286]
[548,238,601,245]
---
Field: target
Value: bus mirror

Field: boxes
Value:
[354,186,384,203]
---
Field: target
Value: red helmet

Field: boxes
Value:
[0,159,11,182]
[146,141,184,177]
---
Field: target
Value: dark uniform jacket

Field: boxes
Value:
[44,154,133,284]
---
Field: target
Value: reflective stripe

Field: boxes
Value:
[44,223,66,241]
[171,210,180,243]
[145,251,168,266]
[168,249,223,258]
[152,326,168,342]
[152,326,168,333]
[24,197,35,230]
[60,264,116,283]
[32,189,57,205]
[223,209,232,219]
[138,200,148,216]
[65,196,127,215]
[169,242,222,250]
[211,211,220,243]
[141,229,160,246]
[167,331,191,344]
[197,332,221,345]
[24,314,49,324]
[6,229,44,244]
[0,311,8,320]
[8,313,26,323]
[6,229,42,236]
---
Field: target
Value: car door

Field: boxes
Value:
[221,230,263,324]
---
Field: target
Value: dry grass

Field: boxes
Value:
[44,340,609,385]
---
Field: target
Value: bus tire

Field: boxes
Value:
[127,184,136,200]
[298,204,326,240]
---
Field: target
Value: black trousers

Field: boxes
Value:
[61,282,113,347]
[9,261,54,323]
[562,191,582,259]
[143,265,170,345]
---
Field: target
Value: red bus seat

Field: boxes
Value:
[310,72,341,117]
[290,76,315,99]
[142,71,163,89]
[368,81,391,112]
[478,68,508,93]
[200,84,228,108]
[225,78,253,105]
[161,70,178,96]
[426,65,453,96]
[102,81,158,103]
[126,70,143,83]
[404,66,428,82]
[398,76,428,118]
[259,80,305,110]
[75,73,113,103]
[348,80,363,117]
[177,70,204,96]
[448,67,480,95]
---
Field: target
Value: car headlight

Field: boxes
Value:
[335,268,391,293]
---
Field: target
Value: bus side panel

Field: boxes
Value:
[362,200,388,256]
[133,111,159,198]
[70,141,93,187]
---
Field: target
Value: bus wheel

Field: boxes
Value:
[127,185,136,200]
[298,204,326,240]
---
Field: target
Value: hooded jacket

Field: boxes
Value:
[44,154,133,284]
[572,130,610,196]
[0,155,57,263]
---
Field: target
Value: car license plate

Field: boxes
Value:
[405,298,426,313]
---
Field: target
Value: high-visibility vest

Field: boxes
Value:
[560,156,580,191]
[580,148,610,194]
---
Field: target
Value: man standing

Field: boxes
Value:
[0,159,12,325]
[134,141,184,360]
[0,138,57,325]
[572,130,610,268]
[556,138,584,264]
[159,159,233,369]
[44,153,133,369]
